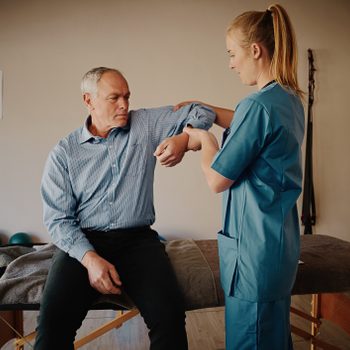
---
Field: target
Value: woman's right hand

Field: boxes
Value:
[173,100,202,111]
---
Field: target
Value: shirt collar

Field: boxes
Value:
[79,115,131,144]
[261,80,276,90]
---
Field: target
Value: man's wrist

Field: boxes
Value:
[81,250,98,268]
[178,132,190,151]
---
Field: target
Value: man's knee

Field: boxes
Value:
[142,301,186,332]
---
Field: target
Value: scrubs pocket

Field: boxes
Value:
[217,231,238,296]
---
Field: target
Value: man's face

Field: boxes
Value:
[86,71,131,130]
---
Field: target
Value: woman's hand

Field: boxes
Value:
[183,126,219,151]
[173,100,202,112]
[184,126,232,193]
[183,126,207,151]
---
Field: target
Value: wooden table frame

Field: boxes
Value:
[1,294,347,350]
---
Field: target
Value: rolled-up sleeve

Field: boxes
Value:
[146,103,215,146]
[40,144,95,261]
[173,103,215,132]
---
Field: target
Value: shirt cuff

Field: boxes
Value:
[68,240,95,262]
[187,105,215,130]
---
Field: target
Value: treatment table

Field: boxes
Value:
[1,234,350,349]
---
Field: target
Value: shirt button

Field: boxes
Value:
[109,202,113,205]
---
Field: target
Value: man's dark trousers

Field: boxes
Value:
[34,227,188,350]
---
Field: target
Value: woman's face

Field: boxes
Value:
[226,32,258,86]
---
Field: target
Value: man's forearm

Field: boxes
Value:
[47,221,95,262]
[176,132,190,151]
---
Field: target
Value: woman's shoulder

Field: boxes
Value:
[235,92,270,115]
[238,83,302,113]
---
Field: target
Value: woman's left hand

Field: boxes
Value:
[183,126,207,151]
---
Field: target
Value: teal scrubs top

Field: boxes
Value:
[212,82,305,302]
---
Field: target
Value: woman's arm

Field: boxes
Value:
[183,127,234,193]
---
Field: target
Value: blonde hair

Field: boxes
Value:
[227,4,303,97]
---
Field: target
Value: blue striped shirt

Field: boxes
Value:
[41,104,215,261]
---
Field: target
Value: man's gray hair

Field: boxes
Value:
[80,67,123,96]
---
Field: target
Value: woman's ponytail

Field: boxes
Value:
[268,4,303,97]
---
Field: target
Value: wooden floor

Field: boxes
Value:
[1,295,350,349]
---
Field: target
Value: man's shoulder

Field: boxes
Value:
[51,125,84,156]
[60,125,83,144]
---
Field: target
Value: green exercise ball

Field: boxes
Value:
[9,232,32,245]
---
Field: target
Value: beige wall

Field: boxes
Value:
[0,0,349,243]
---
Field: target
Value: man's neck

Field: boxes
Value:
[88,122,110,138]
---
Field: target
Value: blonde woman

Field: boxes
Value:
[156,4,304,349]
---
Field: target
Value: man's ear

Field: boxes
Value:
[83,93,94,112]
[251,43,262,59]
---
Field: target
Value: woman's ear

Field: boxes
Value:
[251,43,262,59]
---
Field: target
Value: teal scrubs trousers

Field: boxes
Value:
[225,295,293,350]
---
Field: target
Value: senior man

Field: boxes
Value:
[35,67,215,350]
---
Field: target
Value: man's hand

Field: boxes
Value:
[154,133,189,167]
[81,251,122,295]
